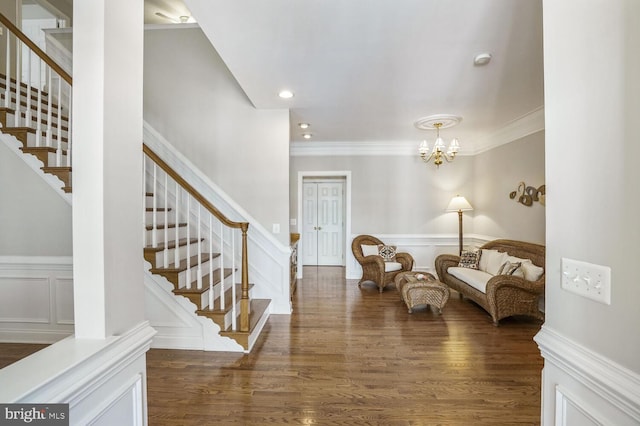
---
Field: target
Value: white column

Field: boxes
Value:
[72,0,144,338]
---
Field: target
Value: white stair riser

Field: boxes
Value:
[145,211,174,224]
[221,291,253,330]
[177,263,234,294]
[1,128,68,149]
[177,258,212,289]
[46,151,69,167]
[145,226,189,243]
[151,240,202,266]
[0,97,68,121]
[1,110,69,134]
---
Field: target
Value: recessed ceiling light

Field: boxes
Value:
[278,90,294,99]
[302,133,312,139]
[298,123,310,129]
[474,53,492,66]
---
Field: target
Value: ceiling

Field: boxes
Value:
[147,0,545,153]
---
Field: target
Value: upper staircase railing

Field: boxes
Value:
[0,13,72,169]
[0,13,252,333]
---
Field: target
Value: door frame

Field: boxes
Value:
[297,171,352,279]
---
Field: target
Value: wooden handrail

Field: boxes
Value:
[144,143,251,331]
[0,13,72,85]
[143,144,249,231]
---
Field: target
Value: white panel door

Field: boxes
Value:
[302,181,344,265]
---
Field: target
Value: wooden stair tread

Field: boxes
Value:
[196,283,255,314]
[144,237,202,252]
[2,126,35,133]
[149,253,220,273]
[145,207,172,212]
[220,299,270,336]
[42,166,71,172]
[173,268,235,295]
[145,223,187,231]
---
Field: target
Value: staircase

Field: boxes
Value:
[0,13,270,352]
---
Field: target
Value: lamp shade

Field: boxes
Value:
[446,195,473,212]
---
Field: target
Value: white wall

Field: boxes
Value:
[290,154,475,236]
[291,134,545,243]
[0,140,72,256]
[143,27,291,246]
[538,0,640,424]
[473,131,545,244]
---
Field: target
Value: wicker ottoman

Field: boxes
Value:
[394,271,450,314]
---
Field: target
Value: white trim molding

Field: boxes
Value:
[0,321,156,425]
[535,326,640,426]
[290,108,544,157]
[0,256,74,343]
[472,107,545,155]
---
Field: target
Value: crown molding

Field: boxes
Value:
[468,106,545,155]
[290,107,545,157]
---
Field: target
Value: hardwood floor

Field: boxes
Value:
[147,266,543,425]
[0,343,49,369]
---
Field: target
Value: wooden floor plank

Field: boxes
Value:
[146,266,543,425]
[0,266,543,424]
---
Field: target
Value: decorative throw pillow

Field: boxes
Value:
[521,262,545,281]
[377,244,397,262]
[458,250,481,269]
[361,244,380,257]
[497,260,522,276]
[479,249,508,275]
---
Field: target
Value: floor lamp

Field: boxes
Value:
[446,195,473,256]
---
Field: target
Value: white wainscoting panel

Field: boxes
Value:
[535,326,640,426]
[345,234,494,280]
[0,257,74,343]
[0,277,50,323]
[55,278,74,324]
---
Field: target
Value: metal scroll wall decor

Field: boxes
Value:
[510,182,545,206]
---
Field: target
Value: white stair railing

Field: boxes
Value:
[0,13,72,169]
[143,145,251,332]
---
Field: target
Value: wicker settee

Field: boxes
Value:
[435,239,545,326]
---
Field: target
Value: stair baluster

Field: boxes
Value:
[0,13,73,192]
[14,37,20,127]
[35,58,42,147]
[143,145,252,334]
[163,171,169,268]
[4,32,9,108]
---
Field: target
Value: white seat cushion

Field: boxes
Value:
[384,261,403,272]
[448,267,493,294]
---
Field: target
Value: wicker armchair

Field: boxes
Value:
[351,235,414,293]
[435,239,545,326]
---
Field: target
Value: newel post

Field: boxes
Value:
[240,223,250,331]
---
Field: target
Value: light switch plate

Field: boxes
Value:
[272,223,280,234]
[561,258,611,304]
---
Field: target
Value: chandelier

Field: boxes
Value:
[415,114,462,167]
